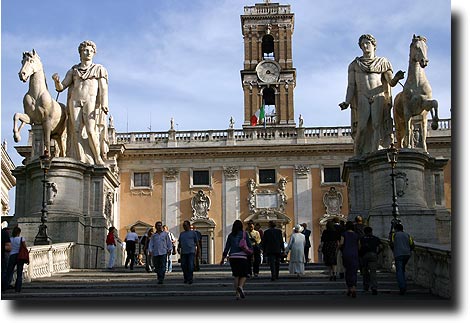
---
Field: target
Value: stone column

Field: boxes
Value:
[294,165,313,259]
[222,167,240,244]
[163,168,180,262]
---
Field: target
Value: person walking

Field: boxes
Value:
[334,219,346,279]
[285,224,306,278]
[339,221,361,298]
[190,224,203,271]
[141,228,154,273]
[106,226,117,270]
[319,221,341,281]
[1,222,11,292]
[124,226,138,270]
[261,220,285,281]
[359,226,382,295]
[178,221,200,284]
[148,221,173,284]
[163,225,177,273]
[254,223,264,264]
[301,223,311,264]
[4,226,28,293]
[390,222,415,295]
[354,215,366,275]
[246,220,261,277]
[220,219,252,300]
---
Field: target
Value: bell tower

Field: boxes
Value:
[241,1,296,128]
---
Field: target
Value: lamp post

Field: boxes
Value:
[34,149,52,245]
[386,143,401,238]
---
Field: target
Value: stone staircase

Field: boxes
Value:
[2,263,449,305]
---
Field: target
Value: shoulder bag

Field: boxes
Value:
[17,240,30,265]
[239,231,253,255]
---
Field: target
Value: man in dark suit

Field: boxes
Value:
[261,221,285,281]
[301,223,311,264]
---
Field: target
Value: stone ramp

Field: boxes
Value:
[1,263,448,305]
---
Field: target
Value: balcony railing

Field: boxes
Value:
[114,118,451,147]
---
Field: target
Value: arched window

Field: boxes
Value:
[262,87,275,105]
[262,35,275,60]
[262,87,276,125]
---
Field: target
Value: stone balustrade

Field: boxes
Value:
[243,4,291,15]
[22,243,74,282]
[19,242,125,282]
[378,239,451,298]
[114,118,450,148]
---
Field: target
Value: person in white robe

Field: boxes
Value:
[285,224,306,277]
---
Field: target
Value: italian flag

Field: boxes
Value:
[250,102,265,126]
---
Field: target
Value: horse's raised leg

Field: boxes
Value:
[430,99,439,130]
[13,112,31,142]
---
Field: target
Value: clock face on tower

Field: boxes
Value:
[256,60,281,83]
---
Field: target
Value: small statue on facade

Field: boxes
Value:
[277,177,287,212]
[247,179,257,214]
[191,190,211,220]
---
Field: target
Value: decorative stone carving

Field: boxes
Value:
[277,177,287,212]
[295,165,310,178]
[323,187,343,216]
[223,166,239,179]
[191,190,211,220]
[47,182,58,205]
[104,191,114,218]
[164,168,179,180]
[247,177,288,215]
[247,178,257,214]
[395,171,408,197]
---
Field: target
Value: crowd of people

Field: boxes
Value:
[1,217,414,299]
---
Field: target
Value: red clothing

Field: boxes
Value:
[106,232,116,245]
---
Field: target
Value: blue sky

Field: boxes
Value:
[1,0,454,169]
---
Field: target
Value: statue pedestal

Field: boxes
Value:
[12,157,119,268]
[342,149,450,243]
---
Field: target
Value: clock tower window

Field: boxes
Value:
[262,34,275,60]
[263,87,275,106]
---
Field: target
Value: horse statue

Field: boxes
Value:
[14,49,67,156]
[393,35,439,152]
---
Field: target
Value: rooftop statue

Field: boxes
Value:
[339,34,405,156]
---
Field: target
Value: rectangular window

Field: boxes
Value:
[323,167,341,183]
[134,172,150,187]
[193,170,210,186]
[259,169,276,184]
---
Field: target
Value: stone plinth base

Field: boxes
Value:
[342,149,450,243]
[12,157,119,268]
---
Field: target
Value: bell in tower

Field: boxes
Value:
[241,1,296,128]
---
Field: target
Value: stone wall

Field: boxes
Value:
[378,239,451,299]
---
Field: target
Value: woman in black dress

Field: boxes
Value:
[319,221,340,281]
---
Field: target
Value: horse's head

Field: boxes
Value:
[411,35,429,68]
[19,49,43,82]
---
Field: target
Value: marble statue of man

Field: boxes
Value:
[339,34,404,156]
[52,40,109,165]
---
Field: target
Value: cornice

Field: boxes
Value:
[118,143,354,160]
